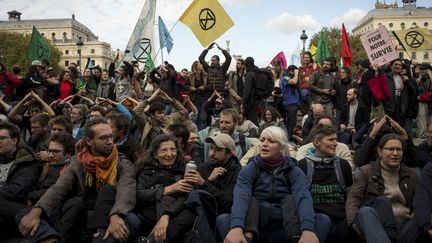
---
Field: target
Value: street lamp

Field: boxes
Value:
[76,36,84,71]
[300,30,308,53]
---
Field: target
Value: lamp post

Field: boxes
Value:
[76,36,84,71]
[300,30,308,53]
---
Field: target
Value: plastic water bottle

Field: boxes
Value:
[185,160,197,174]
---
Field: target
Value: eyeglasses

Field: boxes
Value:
[209,145,226,153]
[382,147,403,153]
[97,135,114,143]
[47,149,64,155]
[0,136,11,141]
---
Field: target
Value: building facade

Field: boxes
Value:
[353,0,432,63]
[0,10,114,69]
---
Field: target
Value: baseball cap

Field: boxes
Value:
[205,133,235,153]
[31,60,42,66]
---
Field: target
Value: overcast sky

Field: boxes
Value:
[1,0,430,69]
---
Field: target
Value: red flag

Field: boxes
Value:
[270,51,287,69]
[342,23,352,67]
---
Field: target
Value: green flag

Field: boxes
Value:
[28,26,50,62]
[144,53,155,77]
[315,31,330,66]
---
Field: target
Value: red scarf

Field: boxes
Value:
[259,154,284,170]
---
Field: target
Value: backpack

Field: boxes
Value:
[305,157,346,191]
[254,68,274,99]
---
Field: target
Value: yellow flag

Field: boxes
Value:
[179,0,234,47]
[393,28,432,52]
[309,44,317,58]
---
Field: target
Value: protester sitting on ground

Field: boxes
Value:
[354,115,416,168]
[203,90,231,127]
[413,162,432,241]
[217,126,319,243]
[135,134,195,242]
[296,115,353,169]
[346,133,420,243]
[166,123,203,165]
[185,133,241,216]
[0,122,39,239]
[298,124,353,243]
[198,108,255,164]
[49,115,73,135]
[258,106,286,135]
[302,103,325,137]
[237,112,258,138]
[17,118,139,243]
[70,104,89,139]
[414,124,432,168]
[132,88,188,150]
[28,113,51,154]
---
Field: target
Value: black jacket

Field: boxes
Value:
[242,65,259,108]
[0,146,39,203]
[136,160,186,218]
[334,78,354,111]
[414,162,432,232]
[118,136,145,165]
[197,156,241,214]
[414,141,432,169]
[339,101,369,131]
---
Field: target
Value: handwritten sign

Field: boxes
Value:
[361,26,399,66]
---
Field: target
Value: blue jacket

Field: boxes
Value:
[229,156,315,232]
[281,75,300,106]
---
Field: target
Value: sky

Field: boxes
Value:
[0,0,431,69]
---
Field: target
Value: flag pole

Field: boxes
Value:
[154,19,179,62]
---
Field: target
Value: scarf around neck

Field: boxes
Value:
[258,154,284,171]
[305,147,337,164]
[77,145,118,189]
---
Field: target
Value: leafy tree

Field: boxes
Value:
[308,27,367,67]
[0,31,62,73]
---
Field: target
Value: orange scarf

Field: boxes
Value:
[77,145,118,189]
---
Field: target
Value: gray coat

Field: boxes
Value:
[35,154,136,218]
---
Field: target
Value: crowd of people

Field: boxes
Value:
[0,41,432,243]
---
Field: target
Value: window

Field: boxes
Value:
[65,60,69,67]
[412,52,416,59]
[65,50,69,55]
[401,23,405,29]
[91,49,95,54]
[425,52,429,60]
[389,23,394,28]
[399,52,404,59]
[91,60,95,66]
[425,22,429,27]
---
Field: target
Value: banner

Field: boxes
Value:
[361,26,398,66]
[342,23,352,67]
[158,16,174,54]
[179,0,234,47]
[28,26,50,62]
[270,51,287,69]
[121,0,156,68]
[393,28,432,52]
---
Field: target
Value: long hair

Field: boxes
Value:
[135,134,187,173]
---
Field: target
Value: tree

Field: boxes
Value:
[0,31,62,73]
[308,27,367,67]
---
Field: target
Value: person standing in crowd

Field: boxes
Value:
[308,57,337,115]
[227,58,246,111]
[299,51,320,115]
[58,70,76,100]
[281,65,300,140]
[199,42,232,94]
[188,60,209,130]
[383,59,409,125]
[150,65,176,114]
[334,67,354,121]
[241,57,260,125]
[0,62,22,100]
[416,63,432,138]
[18,118,139,243]
[346,133,420,243]
[96,69,115,100]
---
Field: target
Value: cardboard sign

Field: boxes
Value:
[361,26,399,66]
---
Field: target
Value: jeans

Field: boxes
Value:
[283,104,298,140]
